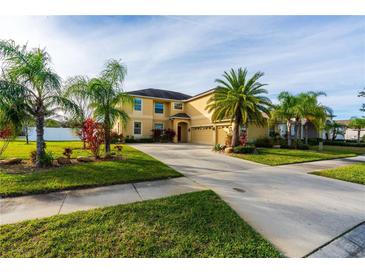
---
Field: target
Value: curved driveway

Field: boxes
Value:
[132,143,365,257]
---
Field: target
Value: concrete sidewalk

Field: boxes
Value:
[0,177,205,225]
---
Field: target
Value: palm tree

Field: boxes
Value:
[65,60,132,153]
[206,68,272,147]
[63,76,93,148]
[296,91,328,145]
[324,121,344,141]
[348,117,365,143]
[271,91,297,146]
[0,40,79,167]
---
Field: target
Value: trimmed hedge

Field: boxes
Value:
[323,140,365,147]
[254,137,274,148]
[233,145,256,154]
[125,138,154,143]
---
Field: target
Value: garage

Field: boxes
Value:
[190,126,214,145]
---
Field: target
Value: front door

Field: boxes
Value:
[178,126,182,142]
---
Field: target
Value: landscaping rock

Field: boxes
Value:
[57,157,71,165]
[0,158,22,165]
[224,147,233,154]
[52,160,61,167]
[76,156,95,162]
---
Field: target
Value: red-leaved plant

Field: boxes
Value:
[81,118,104,159]
[239,130,248,146]
[0,126,13,158]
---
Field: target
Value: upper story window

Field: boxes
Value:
[154,102,164,114]
[134,98,142,111]
[173,102,183,110]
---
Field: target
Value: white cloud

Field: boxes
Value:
[0,16,364,119]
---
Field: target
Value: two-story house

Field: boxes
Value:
[114,88,269,145]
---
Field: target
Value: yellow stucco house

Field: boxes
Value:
[114,88,269,145]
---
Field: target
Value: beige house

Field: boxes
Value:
[114,88,269,145]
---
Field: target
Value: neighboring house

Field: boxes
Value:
[335,120,365,141]
[114,88,269,145]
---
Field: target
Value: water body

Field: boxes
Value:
[21,127,80,141]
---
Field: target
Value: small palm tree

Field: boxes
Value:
[65,60,133,153]
[271,91,297,146]
[297,91,328,145]
[0,40,79,167]
[348,117,365,143]
[206,68,272,147]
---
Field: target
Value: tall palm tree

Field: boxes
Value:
[0,40,79,167]
[206,68,272,147]
[65,60,132,153]
[271,91,297,146]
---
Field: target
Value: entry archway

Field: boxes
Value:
[177,122,188,143]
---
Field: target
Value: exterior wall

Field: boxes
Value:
[116,97,174,139]
[345,129,365,141]
[216,125,230,145]
[114,91,269,144]
[246,123,269,142]
[184,94,213,127]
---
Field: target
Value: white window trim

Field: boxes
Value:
[133,98,143,112]
[154,123,164,130]
[173,102,183,110]
[154,102,164,115]
[133,120,142,136]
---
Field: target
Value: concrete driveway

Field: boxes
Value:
[132,143,365,257]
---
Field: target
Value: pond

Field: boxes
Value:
[20,127,80,141]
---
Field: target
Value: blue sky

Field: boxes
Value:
[0,16,364,119]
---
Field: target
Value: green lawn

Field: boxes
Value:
[1,140,93,159]
[0,142,181,197]
[311,163,365,185]
[232,148,357,166]
[0,191,281,258]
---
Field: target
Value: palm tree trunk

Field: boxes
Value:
[357,129,361,143]
[25,126,29,144]
[104,115,111,153]
[231,121,240,147]
[287,120,291,146]
[35,113,45,167]
[304,123,308,145]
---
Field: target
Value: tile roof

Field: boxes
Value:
[169,113,191,119]
[127,88,192,100]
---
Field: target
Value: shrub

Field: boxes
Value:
[40,151,54,167]
[323,140,365,147]
[63,147,73,159]
[81,118,104,158]
[125,137,154,143]
[254,137,274,148]
[162,128,176,142]
[239,131,248,146]
[30,150,54,167]
[213,144,226,152]
[0,126,14,158]
[151,128,176,142]
[307,138,320,146]
[30,150,37,163]
[297,144,310,150]
[151,129,163,142]
[110,131,124,144]
[233,144,256,154]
